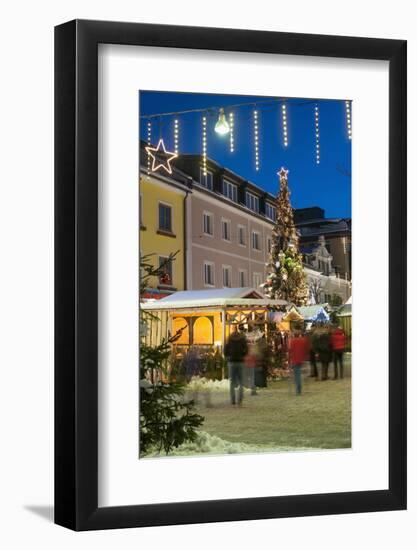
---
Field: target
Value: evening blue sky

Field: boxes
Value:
[139,91,351,218]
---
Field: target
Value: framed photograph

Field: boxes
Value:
[55,20,406,530]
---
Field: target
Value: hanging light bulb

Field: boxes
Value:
[214,107,230,135]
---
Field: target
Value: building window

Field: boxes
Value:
[238,225,246,246]
[222,218,231,242]
[246,192,259,213]
[203,212,214,236]
[158,202,172,232]
[158,256,173,286]
[267,236,272,253]
[252,231,261,250]
[204,261,215,286]
[222,266,232,288]
[238,269,247,287]
[222,179,238,202]
[253,272,262,288]
[199,168,213,190]
[265,202,276,221]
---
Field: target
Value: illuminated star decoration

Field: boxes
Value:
[278,167,289,180]
[145,139,178,174]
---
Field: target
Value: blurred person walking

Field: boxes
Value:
[312,326,332,381]
[224,326,248,405]
[255,334,269,388]
[331,326,346,379]
[244,342,258,395]
[307,326,319,379]
[288,329,310,395]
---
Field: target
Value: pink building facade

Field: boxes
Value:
[186,186,274,291]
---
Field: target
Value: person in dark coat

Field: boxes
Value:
[224,326,248,405]
[312,326,332,380]
[288,330,310,395]
[255,335,269,388]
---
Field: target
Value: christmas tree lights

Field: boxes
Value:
[262,168,309,305]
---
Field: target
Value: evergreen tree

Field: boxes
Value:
[262,168,309,306]
[140,253,203,456]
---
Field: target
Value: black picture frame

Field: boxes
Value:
[55,19,407,531]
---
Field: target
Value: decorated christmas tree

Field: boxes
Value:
[262,167,309,306]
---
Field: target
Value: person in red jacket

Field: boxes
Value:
[288,329,310,395]
[331,326,346,379]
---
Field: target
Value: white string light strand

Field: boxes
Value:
[345,100,352,140]
[202,115,207,176]
[174,119,179,155]
[253,109,260,171]
[281,103,288,148]
[229,112,234,152]
[314,104,320,164]
[146,121,152,175]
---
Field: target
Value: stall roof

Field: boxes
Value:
[297,305,330,322]
[141,287,288,310]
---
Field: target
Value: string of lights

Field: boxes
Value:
[173,118,179,155]
[141,98,351,174]
[229,112,234,153]
[281,103,288,148]
[202,115,207,176]
[345,100,352,140]
[139,97,316,120]
[253,109,260,171]
[314,104,320,164]
[146,121,152,175]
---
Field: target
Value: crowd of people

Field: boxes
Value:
[288,325,346,395]
[225,323,347,404]
[223,328,270,405]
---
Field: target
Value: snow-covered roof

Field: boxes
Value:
[298,305,330,322]
[141,287,288,310]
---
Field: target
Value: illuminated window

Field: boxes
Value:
[158,256,173,286]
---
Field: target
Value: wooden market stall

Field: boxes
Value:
[336,296,352,338]
[141,287,288,354]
